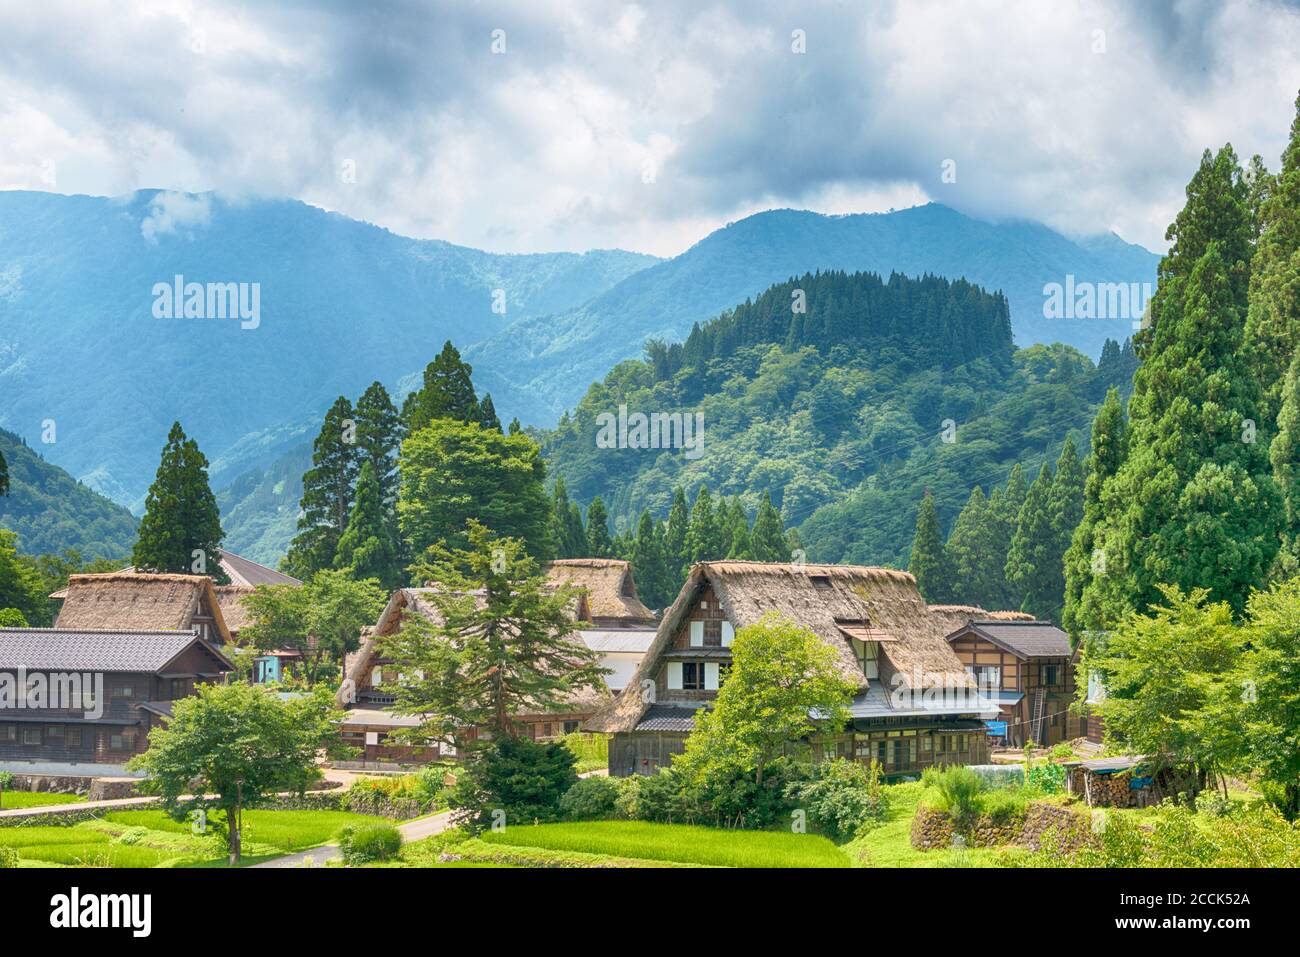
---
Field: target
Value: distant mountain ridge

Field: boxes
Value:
[468,203,1158,426]
[0,189,658,512]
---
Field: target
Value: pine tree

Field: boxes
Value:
[988,463,1028,608]
[1269,353,1300,576]
[1063,388,1129,640]
[723,497,751,559]
[1004,463,1056,618]
[908,491,950,603]
[478,394,502,433]
[1037,436,1086,623]
[1245,94,1300,422]
[664,487,690,580]
[686,485,728,565]
[548,477,587,559]
[944,487,1001,609]
[403,341,481,432]
[630,509,670,609]
[285,396,359,578]
[585,497,613,557]
[133,422,226,581]
[354,381,403,508]
[335,460,403,591]
[749,491,787,563]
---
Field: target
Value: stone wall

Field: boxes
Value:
[910,800,1096,852]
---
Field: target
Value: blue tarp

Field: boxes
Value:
[984,720,1008,736]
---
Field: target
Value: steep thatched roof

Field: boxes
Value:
[214,584,255,637]
[543,559,656,623]
[586,561,1004,734]
[53,572,233,645]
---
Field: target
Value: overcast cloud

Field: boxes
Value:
[1,0,1299,256]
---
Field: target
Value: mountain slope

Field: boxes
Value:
[470,203,1157,426]
[0,427,137,557]
[0,189,657,511]
[541,270,1138,567]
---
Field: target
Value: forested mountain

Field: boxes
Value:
[0,189,657,512]
[0,427,137,558]
[542,270,1138,569]
[470,203,1157,426]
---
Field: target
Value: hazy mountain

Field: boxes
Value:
[468,203,1158,426]
[0,427,137,558]
[0,189,658,513]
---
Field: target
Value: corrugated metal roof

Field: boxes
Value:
[634,705,698,732]
[218,548,303,587]
[960,621,1072,658]
[580,629,657,653]
[848,684,1000,719]
[0,628,230,673]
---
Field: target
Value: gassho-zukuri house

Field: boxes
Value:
[585,561,1034,778]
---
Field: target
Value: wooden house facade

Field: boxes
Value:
[945,619,1082,747]
[587,562,1008,779]
[0,628,233,767]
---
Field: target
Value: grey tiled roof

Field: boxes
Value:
[962,621,1072,658]
[848,684,1000,719]
[634,705,698,732]
[0,628,227,673]
[218,548,303,587]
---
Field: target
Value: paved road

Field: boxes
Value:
[249,810,454,868]
[0,794,162,819]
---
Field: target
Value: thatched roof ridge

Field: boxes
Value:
[53,572,233,644]
[543,558,656,623]
[586,561,989,734]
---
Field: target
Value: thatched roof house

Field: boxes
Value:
[212,550,302,641]
[589,561,1012,777]
[542,558,657,625]
[52,572,233,646]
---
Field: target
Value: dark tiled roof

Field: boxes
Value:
[218,548,302,587]
[634,705,698,732]
[0,628,231,673]
[960,621,1071,658]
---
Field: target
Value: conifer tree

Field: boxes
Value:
[665,487,690,579]
[1063,388,1129,640]
[988,463,1028,607]
[285,396,359,579]
[548,477,587,559]
[723,497,751,559]
[335,460,403,591]
[686,485,728,565]
[478,394,502,433]
[749,491,787,563]
[944,487,1001,609]
[133,422,226,581]
[630,509,670,609]
[1270,353,1300,578]
[908,491,950,603]
[585,497,613,557]
[0,448,8,497]
[354,381,403,508]
[1036,436,1086,623]
[402,341,480,432]
[1005,463,1056,619]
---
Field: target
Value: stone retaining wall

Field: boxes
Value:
[911,800,1096,852]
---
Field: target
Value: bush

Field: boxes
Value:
[1026,762,1066,795]
[339,823,402,865]
[785,759,890,841]
[1195,790,1234,818]
[924,766,984,826]
[449,737,578,833]
[625,768,689,823]
[1049,743,1075,762]
[559,776,620,821]
[979,788,1030,826]
[0,846,18,868]
[341,769,449,818]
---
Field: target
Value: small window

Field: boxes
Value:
[22,727,41,746]
[682,662,705,691]
[0,724,15,742]
[67,727,81,748]
[810,575,832,588]
[1043,664,1060,686]
[562,720,580,734]
[703,619,722,646]
[47,725,65,741]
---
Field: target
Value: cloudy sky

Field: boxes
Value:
[2,0,1299,256]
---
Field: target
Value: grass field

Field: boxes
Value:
[843,782,1013,867]
[480,820,849,868]
[1,808,394,868]
[0,791,85,810]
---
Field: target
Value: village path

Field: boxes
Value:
[249,809,454,868]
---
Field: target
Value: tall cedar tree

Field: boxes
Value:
[478,394,502,432]
[664,487,690,579]
[133,422,226,581]
[403,340,480,432]
[723,497,751,558]
[944,487,1002,610]
[0,448,7,496]
[1063,388,1129,640]
[1088,147,1281,622]
[1004,463,1056,619]
[988,463,1028,608]
[378,522,607,749]
[749,492,787,562]
[334,460,403,591]
[1038,436,1086,623]
[630,509,671,610]
[1244,94,1300,424]
[1270,353,1300,576]
[687,485,728,565]
[285,396,359,578]
[354,381,403,508]
[398,418,553,560]
[585,496,613,557]
[548,477,587,559]
[908,491,951,603]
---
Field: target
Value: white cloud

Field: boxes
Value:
[140,189,212,242]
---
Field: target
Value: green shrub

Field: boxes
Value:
[113,826,152,846]
[924,766,983,826]
[0,846,18,868]
[785,759,890,841]
[559,776,620,820]
[627,768,690,823]
[1049,742,1075,761]
[449,737,577,833]
[339,823,402,865]
[979,788,1030,826]
[1026,762,1066,794]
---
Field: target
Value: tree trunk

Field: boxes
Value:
[229,786,243,866]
